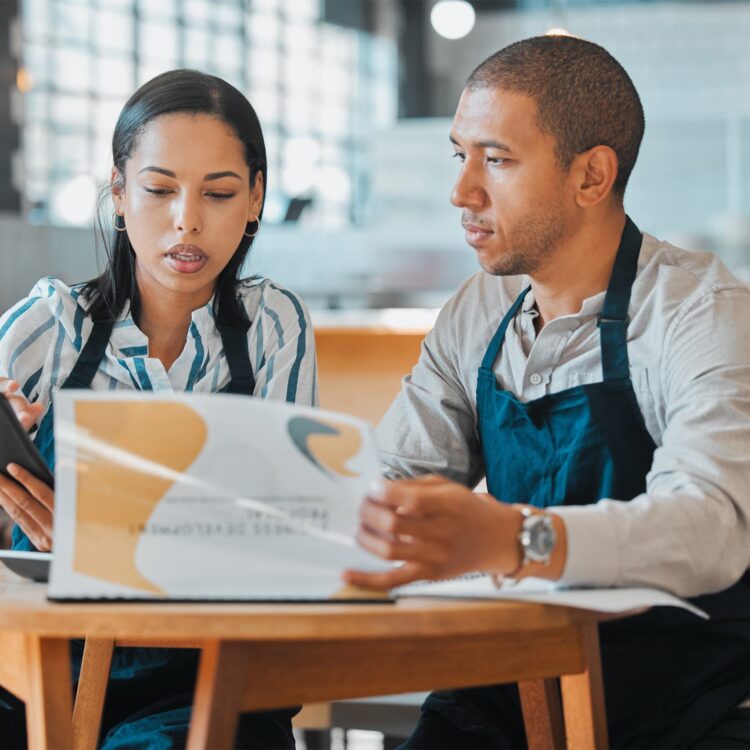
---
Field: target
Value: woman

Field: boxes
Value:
[0,69,315,748]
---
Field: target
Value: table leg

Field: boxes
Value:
[560,623,608,750]
[73,638,116,750]
[25,635,73,750]
[519,678,566,750]
[187,640,248,750]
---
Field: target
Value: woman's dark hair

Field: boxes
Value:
[83,69,267,331]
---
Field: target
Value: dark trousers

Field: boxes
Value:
[401,686,750,750]
[0,683,296,750]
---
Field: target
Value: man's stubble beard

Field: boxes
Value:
[481,206,567,277]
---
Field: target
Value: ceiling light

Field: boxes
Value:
[430,1,475,41]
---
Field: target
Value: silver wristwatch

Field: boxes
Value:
[518,507,556,566]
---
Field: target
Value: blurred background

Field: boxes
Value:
[1,3,749,746]
[1,0,750,314]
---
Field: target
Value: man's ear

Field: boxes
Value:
[111,167,125,214]
[248,171,264,220]
[571,146,619,208]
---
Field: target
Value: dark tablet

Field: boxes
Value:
[0,395,54,487]
[0,550,51,582]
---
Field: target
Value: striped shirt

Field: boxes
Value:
[0,276,318,418]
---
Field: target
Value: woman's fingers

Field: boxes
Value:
[0,493,52,552]
[0,472,53,551]
[0,380,44,431]
[7,464,54,512]
[0,378,19,396]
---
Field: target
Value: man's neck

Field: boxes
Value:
[530,210,627,329]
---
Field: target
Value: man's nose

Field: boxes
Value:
[450,166,486,211]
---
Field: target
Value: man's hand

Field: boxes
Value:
[0,378,53,550]
[0,378,44,430]
[343,475,524,590]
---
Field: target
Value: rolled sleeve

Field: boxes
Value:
[554,287,750,597]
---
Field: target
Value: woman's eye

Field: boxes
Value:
[205,192,236,200]
[144,187,172,196]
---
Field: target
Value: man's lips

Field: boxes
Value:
[462,223,494,245]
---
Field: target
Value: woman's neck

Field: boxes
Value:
[136,280,214,372]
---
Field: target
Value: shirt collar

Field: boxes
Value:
[520,278,607,320]
[106,296,217,358]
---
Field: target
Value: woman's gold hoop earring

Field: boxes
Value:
[244,216,260,238]
[113,213,127,232]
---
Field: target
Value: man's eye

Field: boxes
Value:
[451,152,465,162]
[487,157,506,166]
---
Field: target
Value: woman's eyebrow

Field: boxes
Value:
[137,167,243,181]
[139,166,175,177]
[204,171,242,181]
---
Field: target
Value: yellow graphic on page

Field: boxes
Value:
[73,402,207,594]
[288,417,362,478]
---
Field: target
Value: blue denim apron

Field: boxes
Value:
[4,316,296,749]
[420,218,750,748]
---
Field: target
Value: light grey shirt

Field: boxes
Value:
[376,233,750,599]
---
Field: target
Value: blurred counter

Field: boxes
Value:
[311,308,439,425]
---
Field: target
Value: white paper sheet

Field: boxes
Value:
[48,391,390,600]
[398,574,708,618]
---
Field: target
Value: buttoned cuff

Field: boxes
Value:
[547,504,621,587]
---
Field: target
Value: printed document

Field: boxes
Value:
[49,391,388,600]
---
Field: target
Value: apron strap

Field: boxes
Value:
[217,322,256,396]
[480,285,531,371]
[598,216,643,381]
[63,314,255,395]
[61,318,114,389]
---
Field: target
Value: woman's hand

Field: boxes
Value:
[0,465,54,551]
[0,378,44,429]
[0,378,53,550]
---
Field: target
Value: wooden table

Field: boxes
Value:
[0,573,621,750]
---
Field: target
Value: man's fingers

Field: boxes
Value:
[365,481,446,516]
[356,526,443,565]
[359,499,427,539]
[342,563,428,591]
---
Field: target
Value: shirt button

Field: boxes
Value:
[529,373,543,385]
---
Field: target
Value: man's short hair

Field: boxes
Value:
[467,35,645,197]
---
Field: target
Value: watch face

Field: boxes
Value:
[526,516,555,561]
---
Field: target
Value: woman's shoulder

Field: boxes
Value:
[237,276,312,328]
[0,277,88,333]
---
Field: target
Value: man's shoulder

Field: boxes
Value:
[639,233,748,299]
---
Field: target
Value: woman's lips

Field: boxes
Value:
[165,244,208,274]
[463,224,494,246]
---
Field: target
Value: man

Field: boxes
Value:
[344,36,750,748]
